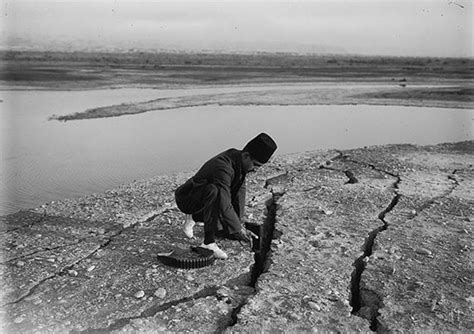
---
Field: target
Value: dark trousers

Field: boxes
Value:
[175,182,219,244]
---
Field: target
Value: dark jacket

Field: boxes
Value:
[176,149,246,234]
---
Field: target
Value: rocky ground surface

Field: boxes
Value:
[1,141,473,333]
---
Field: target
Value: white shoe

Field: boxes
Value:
[200,243,228,260]
[183,217,195,239]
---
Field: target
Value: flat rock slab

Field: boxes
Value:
[354,143,473,331]
[229,141,472,332]
[1,174,254,333]
[229,150,395,332]
[1,141,472,333]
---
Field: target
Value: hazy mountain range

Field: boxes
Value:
[2,36,347,55]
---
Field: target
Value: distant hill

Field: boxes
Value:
[2,36,347,56]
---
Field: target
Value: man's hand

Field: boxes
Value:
[233,228,259,249]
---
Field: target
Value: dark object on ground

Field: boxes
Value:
[344,170,359,184]
[157,246,215,269]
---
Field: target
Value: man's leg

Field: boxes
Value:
[182,210,206,239]
[175,181,206,239]
[183,214,196,239]
[197,184,218,244]
[197,185,227,259]
[176,183,227,259]
[180,185,217,240]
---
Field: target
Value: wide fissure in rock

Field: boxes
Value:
[222,186,285,331]
[249,192,280,287]
[74,186,285,333]
[349,167,462,331]
[349,170,401,332]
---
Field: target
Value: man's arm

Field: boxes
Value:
[233,179,246,219]
[213,160,242,234]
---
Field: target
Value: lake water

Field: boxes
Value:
[1,87,473,215]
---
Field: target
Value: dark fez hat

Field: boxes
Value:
[243,133,277,164]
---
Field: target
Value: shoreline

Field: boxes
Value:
[44,83,473,121]
[2,138,472,217]
[5,140,472,218]
[18,140,473,216]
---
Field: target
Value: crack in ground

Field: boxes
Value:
[1,244,102,307]
[291,153,404,330]
[219,183,286,332]
[340,156,399,179]
[409,169,460,219]
[2,209,171,307]
[343,156,401,332]
[319,165,359,185]
[346,162,461,331]
[66,208,171,267]
[350,191,400,331]
[72,286,219,334]
[250,187,285,287]
[1,239,86,265]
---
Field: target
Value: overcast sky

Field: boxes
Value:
[1,0,472,57]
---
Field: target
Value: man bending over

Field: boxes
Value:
[174,133,277,259]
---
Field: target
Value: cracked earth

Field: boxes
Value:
[1,141,473,333]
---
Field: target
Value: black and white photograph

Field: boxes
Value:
[1,0,472,332]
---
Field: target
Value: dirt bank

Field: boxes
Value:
[1,141,472,333]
